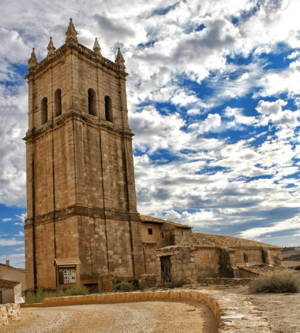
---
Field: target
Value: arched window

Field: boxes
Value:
[41,97,48,125]
[54,89,62,117]
[88,88,96,116]
[105,96,113,122]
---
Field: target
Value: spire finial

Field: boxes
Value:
[47,37,56,56]
[93,38,101,58]
[66,18,78,45]
[115,47,125,70]
[28,48,38,72]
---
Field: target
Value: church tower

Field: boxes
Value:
[24,19,145,292]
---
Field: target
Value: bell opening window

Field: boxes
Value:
[41,97,48,125]
[88,88,96,116]
[105,95,113,122]
[55,89,62,117]
[148,228,153,235]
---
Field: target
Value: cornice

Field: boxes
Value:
[23,110,134,142]
[24,205,141,228]
[25,43,128,81]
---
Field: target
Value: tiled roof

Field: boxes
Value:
[192,232,282,249]
[140,215,192,229]
[0,263,26,272]
[0,279,20,288]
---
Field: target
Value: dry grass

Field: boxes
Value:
[250,272,300,293]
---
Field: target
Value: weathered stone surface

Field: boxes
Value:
[0,304,20,326]
[24,20,144,293]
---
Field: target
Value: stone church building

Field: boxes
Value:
[24,19,282,293]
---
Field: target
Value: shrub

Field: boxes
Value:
[26,288,49,303]
[161,278,186,289]
[250,273,300,293]
[113,278,134,292]
[55,285,89,297]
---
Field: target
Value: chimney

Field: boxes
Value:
[6,260,10,266]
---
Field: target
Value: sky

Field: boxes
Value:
[1,0,300,267]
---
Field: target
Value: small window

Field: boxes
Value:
[148,228,153,235]
[105,95,113,122]
[41,97,48,125]
[88,88,96,116]
[161,233,164,238]
[181,231,183,236]
[54,89,62,117]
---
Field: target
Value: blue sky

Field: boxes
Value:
[1,0,300,266]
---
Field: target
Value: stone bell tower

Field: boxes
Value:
[24,19,145,292]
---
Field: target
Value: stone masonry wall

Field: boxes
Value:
[25,33,144,291]
[156,246,197,284]
[235,248,264,266]
[143,243,158,274]
[194,247,220,277]
[173,229,193,247]
[0,304,21,326]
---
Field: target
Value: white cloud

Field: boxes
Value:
[238,216,300,240]
[256,99,287,116]
[15,231,24,237]
[287,51,300,60]
[187,108,201,115]
[0,253,25,260]
[1,218,12,222]
[189,113,222,133]
[224,106,257,126]
[255,99,300,127]
[0,238,24,246]
[16,213,27,225]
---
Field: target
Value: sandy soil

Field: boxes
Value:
[2,300,218,333]
[219,286,300,333]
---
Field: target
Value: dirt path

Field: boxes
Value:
[2,300,218,333]
[218,285,300,333]
[248,293,300,333]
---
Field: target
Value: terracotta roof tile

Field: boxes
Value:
[192,232,282,248]
[0,279,20,288]
[140,215,191,229]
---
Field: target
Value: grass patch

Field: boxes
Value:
[26,285,90,303]
[250,273,300,293]
[113,278,135,292]
[26,288,49,304]
[54,285,89,297]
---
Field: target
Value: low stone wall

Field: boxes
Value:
[198,277,252,286]
[237,267,259,278]
[21,289,271,332]
[0,303,21,326]
[139,274,157,289]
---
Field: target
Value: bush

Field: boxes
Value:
[114,278,134,292]
[161,278,186,289]
[26,285,89,303]
[250,273,300,293]
[55,285,89,297]
[26,288,49,303]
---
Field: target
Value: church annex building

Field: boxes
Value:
[24,19,282,293]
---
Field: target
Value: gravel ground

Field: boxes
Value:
[2,300,218,333]
[218,286,300,333]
